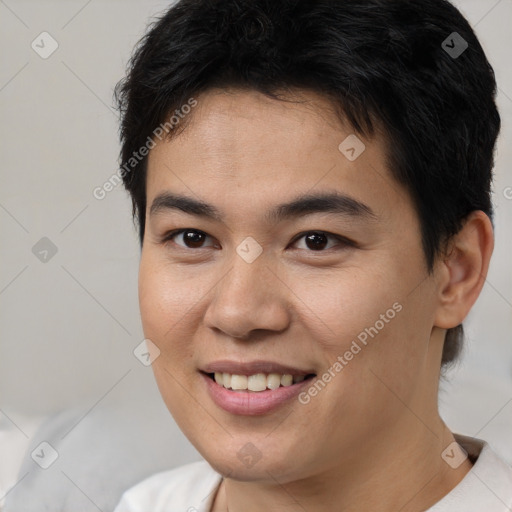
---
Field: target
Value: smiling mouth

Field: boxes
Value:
[203,371,316,392]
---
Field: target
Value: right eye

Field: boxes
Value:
[161,229,217,249]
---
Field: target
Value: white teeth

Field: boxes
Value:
[222,372,231,388]
[267,373,281,390]
[210,371,310,391]
[280,374,293,386]
[247,373,267,392]
[230,374,247,390]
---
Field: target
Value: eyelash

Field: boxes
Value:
[160,229,355,252]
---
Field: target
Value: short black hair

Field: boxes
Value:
[114,0,500,369]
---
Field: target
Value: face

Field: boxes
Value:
[139,88,443,483]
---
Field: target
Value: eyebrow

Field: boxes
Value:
[149,191,377,223]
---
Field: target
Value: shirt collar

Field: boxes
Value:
[426,433,512,511]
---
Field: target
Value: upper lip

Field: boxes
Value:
[201,360,316,376]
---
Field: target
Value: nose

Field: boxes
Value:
[202,256,291,340]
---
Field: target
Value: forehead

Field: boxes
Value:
[158,87,369,163]
[145,88,411,226]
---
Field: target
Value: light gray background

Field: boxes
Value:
[1,0,511,486]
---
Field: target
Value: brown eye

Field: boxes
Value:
[181,230,207,248]
[163,229,215,249]
[304,232,329,250]
[292,231,349,252]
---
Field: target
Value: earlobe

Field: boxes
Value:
[434,211,494,329]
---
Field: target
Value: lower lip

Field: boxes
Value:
[201,372,314,416]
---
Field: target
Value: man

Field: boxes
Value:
[113,0,511,510]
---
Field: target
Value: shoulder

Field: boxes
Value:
[113,459,223,512]
[428,434,512,511]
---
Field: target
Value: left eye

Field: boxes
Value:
[291,231,346,251]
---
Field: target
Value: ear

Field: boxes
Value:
[433,210,494,329]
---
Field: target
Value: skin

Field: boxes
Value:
[139,87,494,512]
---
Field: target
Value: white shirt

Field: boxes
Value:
[113,434,512,512]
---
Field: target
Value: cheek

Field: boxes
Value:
[138,261,170,340]
[138,255,203,423]
[138,254,199,357]
[291,260,431,406]
[290,264,404,354]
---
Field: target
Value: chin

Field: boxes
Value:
[199,440,306,482]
